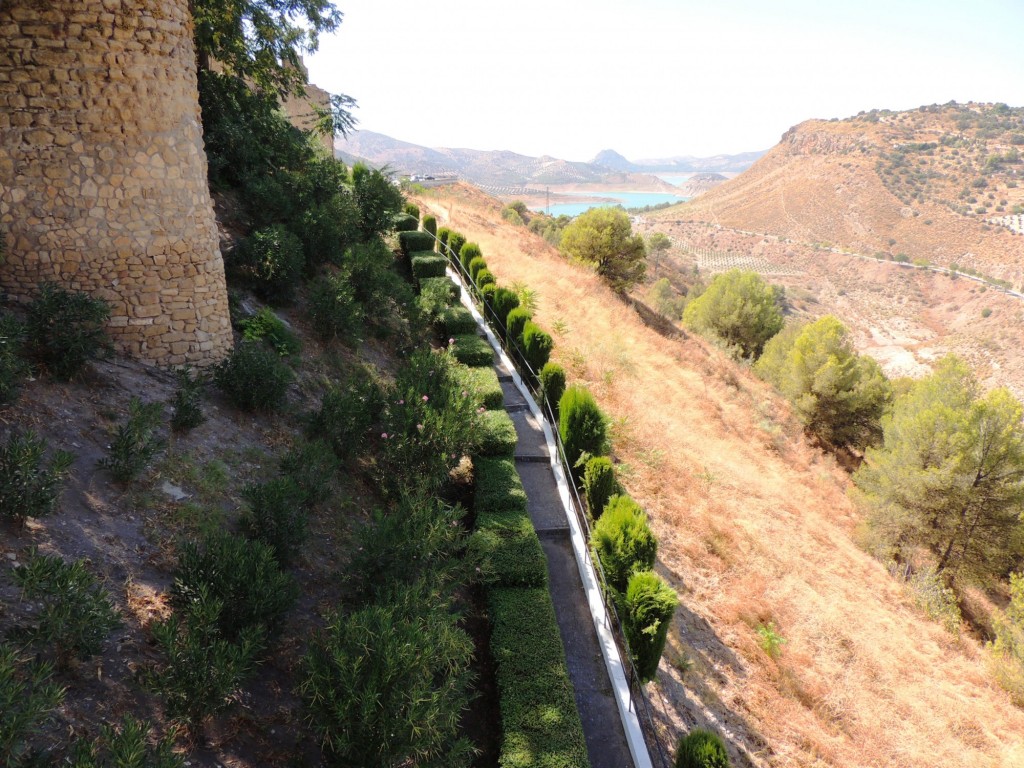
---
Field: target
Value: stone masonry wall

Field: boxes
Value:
[0,0,232,366]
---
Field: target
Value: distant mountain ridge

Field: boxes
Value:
[335,130,762,187]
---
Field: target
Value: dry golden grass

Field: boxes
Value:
[418,185,1024,767]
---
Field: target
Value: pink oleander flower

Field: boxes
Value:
[416,423,424,431]
[422,395,429,402]
[381,432,388,439]
[449,337,455,345]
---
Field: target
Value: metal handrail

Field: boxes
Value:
[426,228,675,768]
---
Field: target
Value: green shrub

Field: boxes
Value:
[233,225,305,304]
[476,409,518,457]
[475,269,496,296]
[353,164,405,240]
[0,644,64,767]
[422,214,437,238]
[25,283,110,380]
[473,457,528,513]
[298,192,360,266]
[469,510,547,588]
[488,588,588,768]
[0,313,28,405]
[300,582,474,767]
[214,341,293,412]
[98,397,164,483]
[506,307,532,351]
[583,456,619,518]
[683,269,783,359]
[398,230,435,258]
[558,385,607,475]
[148,585,263,733]
[439,306,478,337]
[411,253,448,281]
[418,277,458,320]
[238,306,301,357]
[170,366,206,432]
[67,716,184,768]
[279,438,339,507]
[539,362,566,416]
[459,241,481,273]
[624,570,677,681]
[393,212,419,232]
[447,231,467,263]
[451,334,494,367]
[403,203,421,219]
[309,369,385,460]
[591,494,657,593]
[240,477,309,567]
[480,282,498,309]
[173,531,297,641]
[437,227,451,254]
[0,431,74,523]
[13,549,121,666]
[675,729,731,768]
[307,268,364,343]
[522,321,554,374]
[453,365,503,410]
[490,288,520,338]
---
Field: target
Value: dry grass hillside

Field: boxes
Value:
[416,184,1024,767]
[667,103,1024,285]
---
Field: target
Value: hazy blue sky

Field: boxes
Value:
[306,0,1024,162]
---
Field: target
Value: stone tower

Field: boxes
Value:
[0,0,232,365]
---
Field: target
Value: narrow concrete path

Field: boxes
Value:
[494,362,636,768]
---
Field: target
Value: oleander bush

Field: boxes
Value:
[558,385,607,476]
[469,509,547,588]
[451,334,494,367]
[240,477,309,567]
[411,253,448,281]
[0,430,74,524]
[232,224,305,304]
[170,366,206,432]
[506,307,532,351]
[591,494,657,594]
[25,283,111,381]
[488,588,589,768]
[214,341,294,412]
[583,455,619,518]
[0,313,28,405]
[297,191,360,266]
[476,409,518,457]
[624,570,678,681]
[279,437,339,507]
[308,367,386,460]
[67,716,184,768]
[418,277,459,320]
[539,362,566,416]
[453,365,504,410]
[0,643,64,767]
[98,397,164,483]
[238,306,302,357]
[13,549,121,667]
[473,457,528,513]
[172,531,298,641]
[522,321,553,374]
[674,729,731,768]
[306,269,364,343]
[438,305,478,337]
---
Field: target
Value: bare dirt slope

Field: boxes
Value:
[417,183,1024,768]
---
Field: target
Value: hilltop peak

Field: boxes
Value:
[591,149,637,172]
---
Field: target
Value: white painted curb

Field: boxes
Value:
[449,268,655,768]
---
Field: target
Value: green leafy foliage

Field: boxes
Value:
[403,203,421,220]
[490,288,520,338]
[0,431,74,523]
[438,305,478,337]
[522,321,554,374]
[307,269,364,342]
[422,214,437,237]
[473,457,528,513]
[240,477,309,567]
[0,644,64,768]
[172,531,297,641]
[987,571,1024,705]
[352,163,405,241]
[308,367,385,460]
[67,716,184,768]
[488,588,589,768]
[392,212,419,232]
[99,397,164,483]
[418,277,459,320]
[853,356,1024,581]
[279,437,339,507]
[583,455,619,518]
[558,385,608,477]
[591,495,657,594]
[453,365,503,411]
[647,277,686,321]
[170,367,206,432]
[450,334,494,367]
[148,585,263,732]
[458,241,481,273]
[214,341,294,412]
[469,509,547,588]
[231,225,305,304]
[13,549,121,666]
[411,253,448,281]
[506,307,532,351]
[25,283,110,380]
[559,207,646,292]
[476,409,518,457]
[756,316,891,449]
[675,729,731,768]
[0,313,28,405]
[756,622,787,659]
[468,256,488,283]
[300,582,474,768]
[298,189,361,266]
[539,362,566,416]
[683,269,783,359]
[624,570,678,681]
[398,230,435,258]
[238,307,302,357]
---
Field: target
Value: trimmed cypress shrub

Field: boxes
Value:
[538,362,566,417]
[392,212,419,232]
[411,253,448,281]
[590,494,657,594]
[437,227,451,255]
[475,270,496,297]
[439,306,478,337]
[506,308,531,351]
[448,232,467,265]
[490,289,520,338]
[460,242,482,274]
[403,203,420,219]
[476,410,518,457]
[624,570,677,681]
[675,729,731,768]
[398,230,435,258]
[583,455,619,518]
[422,214,437,238]
[558,384,606,474]
[469,509,547,588]
[522,321,554,375]
[473,457,528,513]
[451,334,494,367]
[453,365,504,410]
[479,283,498,310]
[468,256,488,283]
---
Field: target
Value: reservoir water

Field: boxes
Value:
[537,190,689,217]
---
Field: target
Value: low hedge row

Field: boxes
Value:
[419,276,459,306]
[470,509,547,588]
[398,230,435,258]
[438,306,477,337]
[453,365,504,410]
[473,457,528,513]
[476,409,517,457]
[411,253,447,281]
[489,588,589,768]
[392,212,419,232]
[451,334,493,367]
